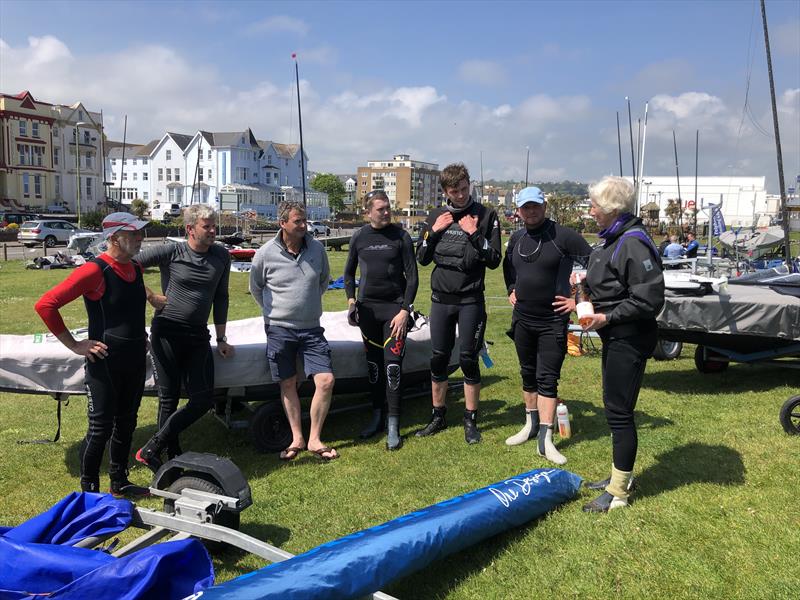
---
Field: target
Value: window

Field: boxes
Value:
[112,172,117,180]
[122,173,127,181]
[78,110,84,120]
[133,173,138,181]
[174,168,180,181]
[54,147,59,166]
[83,130,90,145]
[132,159,137,166]
[85,153,92,169]
[166,150,172,160]
[207,169,212,180]
[143,192,148,201]
[158,168,163,181]
[17,144,30,165]
[124,159,127,165]
[19,120,27,136]
[53,126,59,136]
[198,169,203,182]
[86,178,92,199]
[35,147,43,167]
[34,175,42,197]
[168,187,175,202]
[22,173,29,196]
[142,158,148,165]
[267,155,272,165]
[111,159,116,166]
[166,168,172,181]
[55,175,61,196]
[32,122,39,138]
[207,149,211,160]
[143,172,148,181]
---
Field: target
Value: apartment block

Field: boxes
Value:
[356,154,440,224]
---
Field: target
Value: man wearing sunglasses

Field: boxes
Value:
[415,163,501,444]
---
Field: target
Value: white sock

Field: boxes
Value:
[537,424,567,465]
[505,409,538,446]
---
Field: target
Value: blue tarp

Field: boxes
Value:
[0,492,214,600]
[201,468,581,600]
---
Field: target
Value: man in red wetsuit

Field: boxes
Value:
[35,212,152,497]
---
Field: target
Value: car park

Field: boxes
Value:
[308,221,331,237]
[18,220,93,247]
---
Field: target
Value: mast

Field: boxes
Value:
[673,130,683,233]
[119,115,127,207]
[760,0,791,261]
[636,102,649,217]
[616,111,623,177]
[293,53,307,207]
[626,97,636,193]
[694,130,699,231]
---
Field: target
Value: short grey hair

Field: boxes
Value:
[589,176,635,215]
[184,204,217,227]
[278,201,306,222]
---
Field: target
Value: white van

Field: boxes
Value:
[151,203,182,222]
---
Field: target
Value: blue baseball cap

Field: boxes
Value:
[515,186,546,207]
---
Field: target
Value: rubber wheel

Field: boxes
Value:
[44,235,57,247]
[653,339,683,361]
[250,401,292,453]
[164,475,240,532]
[694,345,729,373]
[780,395,800,435]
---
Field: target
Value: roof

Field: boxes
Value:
[201,128,260,149]
[167,132,193,151]
[272,143,300,158]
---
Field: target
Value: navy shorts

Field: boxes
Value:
[265,325,333,381]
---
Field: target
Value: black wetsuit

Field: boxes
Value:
[416,200,502,384]
[585,215,665,471]
[82,257,147,488]
[503,219,591,397]
[136,242,230,455]
[344,224,418,416]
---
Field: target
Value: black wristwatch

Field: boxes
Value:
[216,336,227,343]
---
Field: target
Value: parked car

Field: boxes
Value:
[1,212,38,228]
[45,204,69,214]
[308,221,331,237]
[18,220,92,247]
[151,203,182,222]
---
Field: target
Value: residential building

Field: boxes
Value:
[0,90,56,210]
[107,141,157,205]
[356,154,440,225]
[149,132,192,208]
[336,174,358,210]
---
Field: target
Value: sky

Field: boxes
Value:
[1,0,798,192]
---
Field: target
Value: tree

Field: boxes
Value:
[546,193,584,229]
[310,173,346,215]
[130,199,148,219]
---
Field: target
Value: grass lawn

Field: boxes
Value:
[0,245,797,599]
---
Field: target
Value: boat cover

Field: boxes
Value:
[0,311,454,395]
[198,468,582,600]
[658,284,800,342]
[0,492,214,600]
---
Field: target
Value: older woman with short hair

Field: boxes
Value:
[580,176,665,512]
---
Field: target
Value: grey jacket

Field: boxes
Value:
[249,232,330,329]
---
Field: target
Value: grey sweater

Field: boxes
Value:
[249,232,330,329]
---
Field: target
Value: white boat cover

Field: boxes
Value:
[658,284,800,342]
[0,311,455,395]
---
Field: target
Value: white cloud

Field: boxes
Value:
[245,15,309,36]
[457,60,507,86]
[650,92,726,121]
[774,20,800,57]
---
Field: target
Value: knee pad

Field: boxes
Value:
[367,360,380,384]
[460,357,481,384]
[430,351,450,382]
[386,363,401,391]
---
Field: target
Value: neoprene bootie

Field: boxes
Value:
[135,435,165,473]
[386,415,402,450]
[110,472,151,499]
[582,466,633,513]
[360,408,385,439]
[463,409,481,444]
[505,409,539,446]
[415,406,447,437]
[537,424,567,465]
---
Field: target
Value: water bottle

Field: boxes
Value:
[556,402,571,438]
[574,274,595,328]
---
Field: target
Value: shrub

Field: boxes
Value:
[81,211,104,230]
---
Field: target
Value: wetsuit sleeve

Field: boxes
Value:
[566,229,593,268]
[416,212,442,266]
[319,245,331,296]
[401,231,419,310]
[607,240,665,325]
[249,247,266,310]
[503,232,517,294]
[343,230,360,300]
[134,243,176,268]
[212,251,231,326]
[466,208,502,269]
[34,262,104,335]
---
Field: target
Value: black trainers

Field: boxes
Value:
[463,410,481,445]
[584,476,635,492]
[582,491,628,513]
[80,478,100,493]
[415,407,447,437]
[110,478,151,499]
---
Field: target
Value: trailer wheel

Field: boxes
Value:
[780,395,800,435]
[694,345,729,373]
[653,339,683,361]
[250,401,292,453]
[165,475,240,532]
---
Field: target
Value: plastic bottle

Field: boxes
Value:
[556,402,571,438]
[574,275,595,328]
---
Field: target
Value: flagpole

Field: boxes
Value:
[293,53,307,207]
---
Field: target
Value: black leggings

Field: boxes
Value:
[149,332,215,453]
[82,343,146,485]
[512,317,568,398]
[600,328,657,472]
[357,302,406,417]
[429,301,486,385]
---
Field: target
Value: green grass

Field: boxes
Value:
[1,247,798,599]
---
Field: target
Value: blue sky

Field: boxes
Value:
[1,0,798,191]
